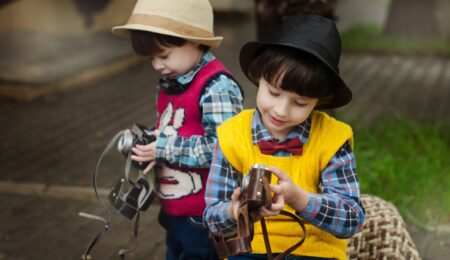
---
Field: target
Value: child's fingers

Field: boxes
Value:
[260,205,281,216]
[130,154,151,162]
[271,194,285,211]
[260,194,284,217]
[143,161,155,174]
[132,145,155,159]
[269,183,281,194]
[151,129,160,137]
[231,187,241,202]
[260,207,277,216]
[131,147,147,156]
[134,143,152,151]
[268,166,295,186]
[267,166,289,181]
[229,187,242,220]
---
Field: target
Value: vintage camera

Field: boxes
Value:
[117,124,156,170]
[240,164,273,211]
[108,173,155,220]
[210,164,306,259]
[209,164,273,258]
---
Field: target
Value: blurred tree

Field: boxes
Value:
[384,0,450,39]
[73,0,111,28]
[384,0,437,38]
[254,0,337,41]
[0,0,14,8]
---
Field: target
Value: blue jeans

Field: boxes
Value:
[229,254,336,260]
[158,210,217,260]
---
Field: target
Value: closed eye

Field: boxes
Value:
[269,90,280,96]
[149,54,169,61]
[294,102,307,107]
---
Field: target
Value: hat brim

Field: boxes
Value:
[239,41,352,109]
[112,24,223,48]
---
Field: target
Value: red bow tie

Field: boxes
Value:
[258,138,303,155]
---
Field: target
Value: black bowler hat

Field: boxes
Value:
[240,14,351,109]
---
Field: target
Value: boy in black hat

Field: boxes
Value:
[204,14,365,259]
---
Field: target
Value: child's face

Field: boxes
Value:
[150,42,203,79]
[256,78,318,139]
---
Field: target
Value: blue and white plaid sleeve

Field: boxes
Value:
[203,143,241,236]
[297,141,365,238]
[156,75,243,168]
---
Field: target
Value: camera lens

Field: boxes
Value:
[117,132,135,154]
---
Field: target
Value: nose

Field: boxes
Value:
[151,58,164,71]
[273,98,289,118]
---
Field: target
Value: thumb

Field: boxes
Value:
[269,183,281,195]
[143,161,155,174]
[231,187,241,202]
[151,129,160,137]
[268,166,288,181]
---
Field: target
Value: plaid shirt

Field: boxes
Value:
[204,110,365,238]
[155,52,243,168]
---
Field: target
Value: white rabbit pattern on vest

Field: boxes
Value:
[156,103,203,200]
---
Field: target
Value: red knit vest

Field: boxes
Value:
[155,59,232,216]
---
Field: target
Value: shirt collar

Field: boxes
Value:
[251,110,311,145]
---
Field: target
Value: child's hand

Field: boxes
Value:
[131,141,157,174]
[228,181,285,221]
[130,129,161,174]
[268,166,310,212]
[259,189,284,217]
[227,187,242,221]
[150,129,160,138]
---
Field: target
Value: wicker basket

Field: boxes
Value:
[347,194,421,259]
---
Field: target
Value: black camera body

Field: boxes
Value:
[117,124,156,170]
[108,175,155,220]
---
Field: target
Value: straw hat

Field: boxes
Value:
[240,14,352,109]
[112,0,223,48]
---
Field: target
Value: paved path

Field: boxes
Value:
[339,54,450,126]
[1,12,449,260]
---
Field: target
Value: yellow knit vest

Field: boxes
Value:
[217,109,353,260]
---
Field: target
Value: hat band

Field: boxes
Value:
[128,14,215,39]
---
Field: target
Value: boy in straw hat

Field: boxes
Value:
[112,0,243,259]
[204,14,365,259]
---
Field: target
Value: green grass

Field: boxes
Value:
[341,24,450,56]
[354,120,450,228]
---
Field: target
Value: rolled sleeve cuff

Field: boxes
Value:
[296,193,321,221]
[214,203,238,237]
[155,133,168,164]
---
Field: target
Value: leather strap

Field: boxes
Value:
[210,175,307,259]
[260,218,273,259]
[263,210,307,260]
[79,131,124,259]
[261,175,272,210]
[78,129,156,260]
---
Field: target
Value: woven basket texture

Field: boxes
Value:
[347,194,421,259]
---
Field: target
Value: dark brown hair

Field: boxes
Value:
[246,46,338,106]
[129,30,209,56]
